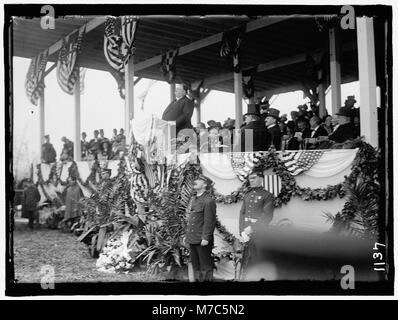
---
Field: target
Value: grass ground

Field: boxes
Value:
[13,226,163,283]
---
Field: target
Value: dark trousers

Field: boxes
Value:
[26,210,36,229]
[189,243,214,282]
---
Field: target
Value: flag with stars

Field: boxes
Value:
[279,150,325,175]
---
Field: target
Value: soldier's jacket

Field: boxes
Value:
[186,192,217,245]
[239,187,274,234]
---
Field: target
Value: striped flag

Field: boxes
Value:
[104,15,138,72]
[25,50,48,105]
[56,26,85,95]
[264,174,282,197]
[279,150,324,176]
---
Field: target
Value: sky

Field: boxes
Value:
[12,56,361,179]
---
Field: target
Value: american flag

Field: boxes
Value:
[229,152,266,181]
[279,150,324,175]
[104,15,138,72]
[56,26,85,95]
[25,49,48,105]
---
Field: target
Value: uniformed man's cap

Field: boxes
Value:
[248,169,264,178]
[196,174,214,188]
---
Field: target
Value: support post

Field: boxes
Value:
[356,17,378,147]
[39,90,45,153]
[125,57,135,145]
[73,68,81,161]
[329,27,342,115]
[318,82,326,118]
[234,72,243,129]
[170,83,176,102]
[194,103,201,124]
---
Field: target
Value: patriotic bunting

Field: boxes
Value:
[242,67,257,99]
[161,49,179,83]
[56,26,85,95]
[228,152,267,181]
[25,50,49,105]
[220,24,246,73]
[104,15,138,73]
[279,150,325,176]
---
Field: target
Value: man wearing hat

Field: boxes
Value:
[162,83,195,135]
[344,95,357,109]
[239,169,274,277]
[328,107,356,143]
[41,134,57,164]
[185,174,217,281]
[265,108,282,150]
[241,104,270,152]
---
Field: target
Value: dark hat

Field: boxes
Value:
[266,108,280,121]
[44,134,50,139]
[196,174,214,188]
[244,103,260,116]
[207,120,217,127]
[290,111,299,117]
[102,168,112,175]
[345,95,357,104]
[223,118,235,129]
[335,107,353,117]
[208,121,222,131]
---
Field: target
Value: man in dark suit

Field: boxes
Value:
[162,83,195,135]
[328,107,356,143]
[305,116,329,149]
[294,118,312,149]
[265,108,282,150]
[241,104,270,152]
[185,174,217,282]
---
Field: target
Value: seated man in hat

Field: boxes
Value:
[264,108,282,151]
[328,107,356,144]
[185,174,217,282]
[162,83,195,135]
[294,118,312,149]
[241,104,270,152]
[41,134,57,164]
[304,115,329,149]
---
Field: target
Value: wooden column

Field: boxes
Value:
[356,17,378,147]
[73,68,81,161]
[318,82,326,118]
[39,90,45,151]
[170,83,176,102]
[234,72,243,128]
[124,57,135,145]
[329,27,342,115]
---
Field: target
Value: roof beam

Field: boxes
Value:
[48,17,106,56]
[197,41,357,88]
[134,16,292,72]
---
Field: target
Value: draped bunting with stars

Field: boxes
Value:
[56,26,85,95]
[161,49,179,83]
[25,49,49,105]
[279,150,324,176]
[219,24,246,73]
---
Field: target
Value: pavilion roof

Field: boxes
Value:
[12,15,383,96]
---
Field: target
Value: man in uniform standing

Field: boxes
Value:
[239,169,274,277]
[185,174,217,282]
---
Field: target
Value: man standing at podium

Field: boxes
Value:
[161,83,195,135]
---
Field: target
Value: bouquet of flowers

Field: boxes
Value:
[96,230,134,273]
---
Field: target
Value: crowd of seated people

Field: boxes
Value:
[41,128,127,163]
[185,95,360,153]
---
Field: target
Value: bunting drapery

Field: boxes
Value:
[242,67,257,99]
[161,49,179,83]
[25,50,49,105]
[56,26,85,95]
[219,24,246,73]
